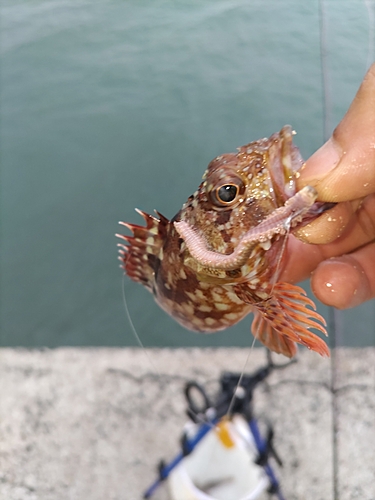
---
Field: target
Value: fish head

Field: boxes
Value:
[177,125,304,256]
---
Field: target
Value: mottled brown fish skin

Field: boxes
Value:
[117,126,331,357]
[151,130,297,331]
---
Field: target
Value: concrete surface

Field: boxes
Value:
[0,347,374,500]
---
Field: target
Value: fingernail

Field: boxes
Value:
[299,138,342,184]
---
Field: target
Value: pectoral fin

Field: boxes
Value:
[251,310,300,357]
[239,282,329,358]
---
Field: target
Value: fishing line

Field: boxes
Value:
[121,273,162,378]
[215,209,291,421]
[224,288,266,419]
[271,225,292,292]
[225,348,253,418]
[316,1,374,494]
[318,1,340,498]
[319,0,375,491]
[122,272,217,427]
[224,230,290,421]
[319,0,332,142]
[223,201,294,420]
[364,0,375,354]
[121,272,223,433]
[365,0,375,68]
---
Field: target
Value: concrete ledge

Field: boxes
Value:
[0,348,374,500]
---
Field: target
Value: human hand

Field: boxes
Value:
[282,62,375,309]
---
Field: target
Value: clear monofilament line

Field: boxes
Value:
[223,213,292,421]
[319,2,340,498]
[121,273,161,376]
[270,221,292,296]
[225,348,253,418]
[224,312,264,421]
[365,0,375,69]
[121,273,222,431]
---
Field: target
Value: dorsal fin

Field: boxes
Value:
[116,209,170,291]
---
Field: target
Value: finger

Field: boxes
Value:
[282,194,375,283]
[281,236,325,283]
[293,201,358,244]
[298,63,375,202]
[311,243,375,308]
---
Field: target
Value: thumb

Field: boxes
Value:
[298,62,375,203]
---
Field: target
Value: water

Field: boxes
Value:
[1,0,374,347]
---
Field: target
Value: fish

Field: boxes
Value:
[116,125,332,358]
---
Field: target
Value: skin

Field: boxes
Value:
[282,63,375,309]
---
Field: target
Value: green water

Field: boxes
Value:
[1,0,374,347]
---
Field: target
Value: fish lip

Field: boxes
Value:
[267,125,303,201]
[280,125,295,196]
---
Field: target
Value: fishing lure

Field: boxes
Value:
[117,125,331,357]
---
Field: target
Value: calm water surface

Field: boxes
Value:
[1,0,374,347]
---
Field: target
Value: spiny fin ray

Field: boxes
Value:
[238,282,329,357]
[116,209,170,290]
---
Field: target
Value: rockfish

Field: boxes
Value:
[117,126,331,357]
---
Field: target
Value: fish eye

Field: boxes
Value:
[216,184,238,204]
[207,171,244,208]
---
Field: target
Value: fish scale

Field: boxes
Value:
[117,125,333,357]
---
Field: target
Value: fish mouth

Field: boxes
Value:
[267,125,304,202]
